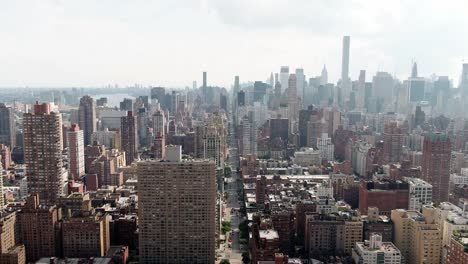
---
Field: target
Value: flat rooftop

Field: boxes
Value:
[259,229,279,240]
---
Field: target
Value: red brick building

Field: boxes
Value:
[359,180,409,215]
[421,133,451,204]
[250,223,280,264]
[445,230,468,264]
[271,210,295,255]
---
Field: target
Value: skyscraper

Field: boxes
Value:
[153,132,165,160]
[78,95,96,146]
[152,110,166,137]
[150,87,166,106]
[372,72,394,102]
[0,103,15,148]
[67,124,85,180]
[138,147,216,264]
[296,68,305,100]
[121,111,138,166]
[321,65,328,85]
[203,126,224,168]
[356,70,366,110]
[411,61,418,78]
[269,118,289,142]
[203,71,207,88]
[280,66,289,92]
[241,115,257,156]
[234,75,240,94]
[274,73,281,97]
[421,133,451,203]
[288,74,298,132]
[23,102,65,206]
[341,36,351,93]
[408,78,425,102]
[382,122,404,163]
[298,106,322,147]
[460,63,468,97]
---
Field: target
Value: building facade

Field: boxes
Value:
[23,103,65,205]
[0,103,15,148]
[421,133,451,203]
[138,150,216,264]
[121,111,138,165]
[391,207,441,264]
[67,124,85,180]
[78,95,96,146]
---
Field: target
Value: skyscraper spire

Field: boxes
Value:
[321,64,328,85]
[269,72,274,88]
[411,61,418,78]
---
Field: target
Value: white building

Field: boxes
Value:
[317,133,334,161]
[99,110,127,130]
[279,66,289,92]
[436,202,468,248]
[315,196,337,214]
[67,125,85,179]
[241,115,257,156]
[92,128,118,149]
[253,102,268,128]
[352,233,402,264]
[450,173,468,186]
[293,148,321,167]
[353,142,372,176]
[406,177,432,211]
[316,184,334,198]
[19,177,28,199]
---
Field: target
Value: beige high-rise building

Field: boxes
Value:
[18,194,61,262]
[23,102,65,206]
[391,207,441,264]
[305,213,363,257]
[138,147,216,264]
[0,211,18,253]
[61,213,110,258]
[343,217,364,255]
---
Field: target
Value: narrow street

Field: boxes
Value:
[217,115,245,264]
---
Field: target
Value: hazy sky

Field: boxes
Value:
[1,0,468,88]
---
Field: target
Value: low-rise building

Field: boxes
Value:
[445,230,468,264]
[62,213,110,258]
[352,233,402,264]
[293,148,321,167]
[406,177,432,211]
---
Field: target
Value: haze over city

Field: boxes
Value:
[2,1,468,264]
[1,0,468,87]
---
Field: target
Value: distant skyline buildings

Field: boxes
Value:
[2,1,468,88]
[341,36,351,92]
[78,95,96,146]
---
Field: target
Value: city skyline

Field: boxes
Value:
[3,1,468,263]
[1,1,468,88]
